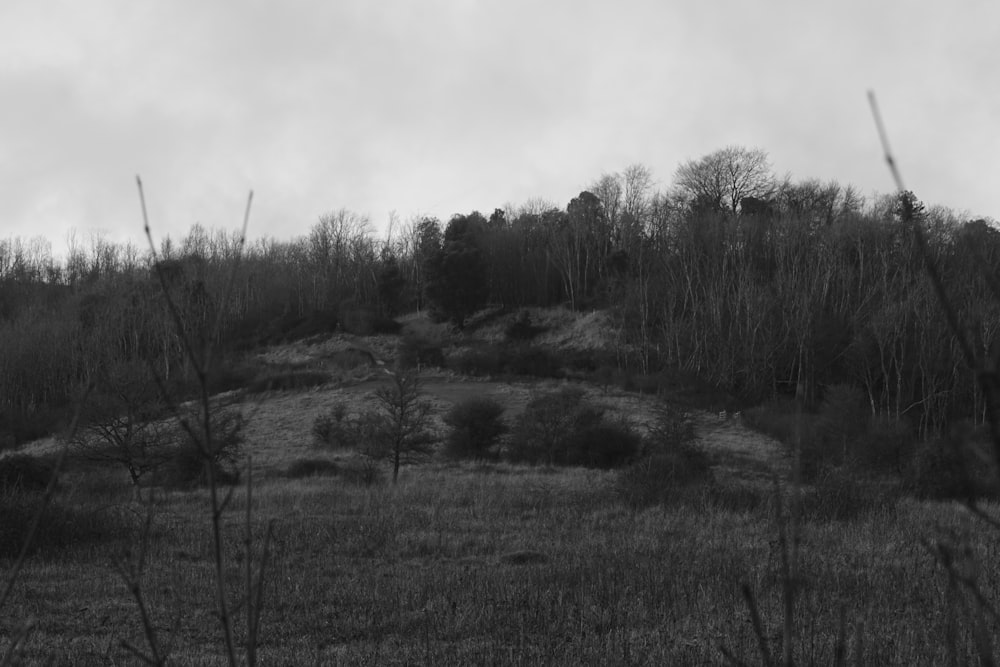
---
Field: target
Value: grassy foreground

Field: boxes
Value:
[3,459,1000,665]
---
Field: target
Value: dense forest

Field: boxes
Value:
[1,145,997,448]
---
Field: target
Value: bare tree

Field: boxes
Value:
[674,145,775,215]
[72,361,175,487]
[369,369,437,484]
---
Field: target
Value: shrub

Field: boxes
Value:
[207,360,259,394]
[443,397,507,460]
[565,420,641,468]
[147,408,245,489]
[702,483,768,513]
[907,425,999,501]
[502,344,561,378]
[246,369,332,394]
[815,383,870,470]
[593,364,620,392]
[0,405,69,448]
[508,387,602,465]
[371,315,403,335]
[618,446,714,508]
[284,457,341,479]
[818,384,870,439]
[505,310,545,342]
[0,490,134,559]
[313,402,353,448]
[0,454,58,492]
[798,467,899,522]
[644,403,697,452]
[448,344,504,377]
[338,457,385,486]
[743,398,831,480]
[339,301,377,335]
[564,349,613,375]
[618,403,712,507]
[397,321,446,369]
[854,415,911,474]
[742,397,806,444]
[508,386,638,467]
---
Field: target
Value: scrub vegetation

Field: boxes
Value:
[3,137,1000,664]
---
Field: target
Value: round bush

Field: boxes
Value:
[443,397,507,460]
[284,458,341,479]
[618,443,714,508]
[147,409,245,489]
[448,345,503,377]
[565,420,641,468]
[0,454,58,492]
[508,387,601,464]
[907,427,998,501]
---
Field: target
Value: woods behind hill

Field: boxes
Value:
[1,146,997,447]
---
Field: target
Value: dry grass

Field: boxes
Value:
[4,455,999,664]
[2,356,989,664]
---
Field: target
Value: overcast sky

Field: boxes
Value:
[1,0,997,253]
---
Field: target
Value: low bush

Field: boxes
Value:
[798,468,899,522]
[592,364,620,393]
[702,483,768,513]
[565,420,641,468]
[854,415,911,474]
[508,387,601,465]
[443,397,507,460]
[312,402,386,451]
[745,388,913,482]
[284,457,341,479]
[618,446,714,508]
[448,345,504,377]
[398,322,446,369]
[312,401,364,449]
[147,408,245,489]
[906,425,999,501]
[0,490,134,558]
[338,457,385,486]
[207,359,259,394]
[618,402,712,508]
[282,457,384,485]
[508,387,639,467]
[371,315,403,335]
[0,405,70,449]
[502,344,561,379]
[246,369,332,394]
[563,349,614,376]
[742,397,808,444]
[0,453,58,492]
[339,301,377,335]
[505,310,545,342]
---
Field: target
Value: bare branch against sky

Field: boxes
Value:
[1,0,997,248]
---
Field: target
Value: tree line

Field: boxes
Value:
[1,145,997,446]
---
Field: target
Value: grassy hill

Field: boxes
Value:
[1,307,998,664]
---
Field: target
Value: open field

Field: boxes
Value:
[2,308,998,665]
[3,367,1000,665]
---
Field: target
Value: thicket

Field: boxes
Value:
[2,153,998,453]
[442,396,507,460]
[618,403,712,507]
[507,387,641,467]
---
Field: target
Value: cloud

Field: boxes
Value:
[0,0,997,252]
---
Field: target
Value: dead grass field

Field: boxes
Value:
[4,441,998,664]
[3,315,998,664]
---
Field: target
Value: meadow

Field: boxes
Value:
[3,366,999,665]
